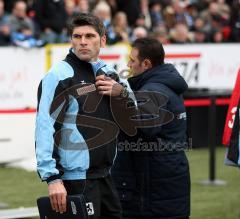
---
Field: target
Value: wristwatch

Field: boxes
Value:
[120,86,129,98]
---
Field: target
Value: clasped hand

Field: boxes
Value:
[95,75,123,96]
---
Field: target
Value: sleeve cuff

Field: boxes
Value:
[46,174,62,184]
[47,179,63,185]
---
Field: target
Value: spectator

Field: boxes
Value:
[164,0,194,29]
[108,11,130,44]
[130,26,147,42]
[210,29,225,43]
[219,4,231,40]
[151,25,170,44]
[149,1,164,29]
[0,0,10,45]
[65,0,77,18]
[135,13,148,28]
[93,1,112,34]
[140,0,151,29]
[193,29,208,43]
[11,24,44,48]
[8,0,34,34]
[77,0,89,13]
[193,16,206,31]
[1,0,240,44]
[34,0,68,43]
[185,1,199,22]
[200,2,221,33]
[169,22,192,43]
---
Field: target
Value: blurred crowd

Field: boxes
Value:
[0,0,240,48]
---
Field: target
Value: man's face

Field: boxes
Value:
[127,48,146,77]
[13,1,27,18]
[71,25,106,62]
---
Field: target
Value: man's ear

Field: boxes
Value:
[143,59,152,70]
[100,35,107,48]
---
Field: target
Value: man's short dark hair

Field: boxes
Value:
[67,13,106,37]
[132,38,165,67]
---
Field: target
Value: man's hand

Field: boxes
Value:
[48,181,67,214]
[95,75,124,96]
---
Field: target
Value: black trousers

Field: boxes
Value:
[63,175,122,219]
